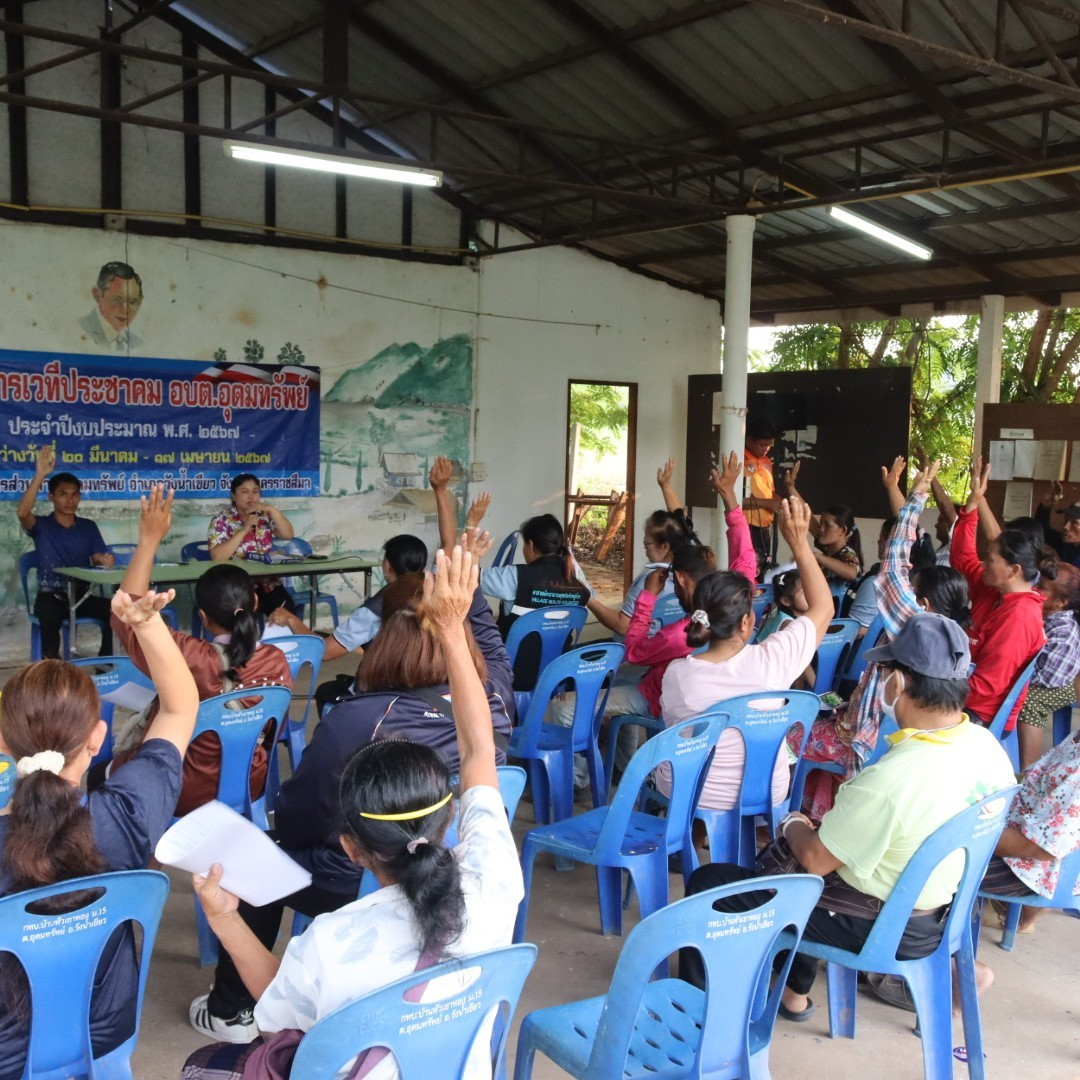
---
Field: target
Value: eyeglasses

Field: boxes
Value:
[102,295,142,308]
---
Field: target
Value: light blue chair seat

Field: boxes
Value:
[800,787,1019,1080]
[513,874,824,1080]
[986,658,1038,771]
[0,869,169,1080]
[514,713,726,940]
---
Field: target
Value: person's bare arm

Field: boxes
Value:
[813,551,860,582]
[424,543,499,792]
[586,596,630,637]
[120,485,173,596]
[781,815,843,876]
[265,608,350,660]
[880,455,906,518]
[17,446,54,531]
[465,493,491,530]
[977,496,1002,542]
[994,825,1053,861]
[260,504,294,541]
[778,495,833,641]
[656,458,684,513]
[917,447,956,525]
[429,455,459,555]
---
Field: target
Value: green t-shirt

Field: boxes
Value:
[817,719,1015,909]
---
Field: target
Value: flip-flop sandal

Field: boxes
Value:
[777,999,815,1023]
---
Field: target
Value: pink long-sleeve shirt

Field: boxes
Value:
[625,507,756,717]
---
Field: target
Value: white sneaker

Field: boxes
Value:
[189,993,258,1044]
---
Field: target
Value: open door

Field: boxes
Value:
[565,380,638,603]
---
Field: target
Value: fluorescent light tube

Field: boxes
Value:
[223,141,442,187]
[828,205,932,260]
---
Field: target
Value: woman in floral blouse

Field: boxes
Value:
[208,473,297,614]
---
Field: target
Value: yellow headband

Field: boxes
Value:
[356,791,453,822]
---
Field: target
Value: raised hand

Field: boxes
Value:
[465,492,491,529]
[643,566,668,596]
[34,445,56,478]
[461,527,493,562]
[92,552,116,568]
[965,456,990,511]
[139,484,174,544]
[111,587,175,627]
[429,455,453,490]
[880,455,905,491]
[784,459,802,494]
[912,459,941,496]
[777,494,813,550]
[710,451,742,509]
[1047,480,1065,508]
[422,545,478,637]
[657,458,676,488]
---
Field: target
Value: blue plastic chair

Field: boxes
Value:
[273,537,338,627]
[976,847,1080,952]
[514,713,726,941]
[289,944,536,1079]
[650,588,687,630]
[494,531,519,568]
[179,540,213,635]
[190,686,293,965]
[507,643,623,827]
[602,712,664,796]
[19,551,110,662]
[691,690,821,868]
[838,611,885,694]
[1053,703,1076,746]
[752,583,774,627]
[70,655,157,768]
[800,787,1018,1080]
[812,618,860,694]
[513,873,824,1080]
[829,579,849,613]
[0,869,169,1080]
[986,658,1038,770]
[262,630,325,760]
[504,605,589,715]
[105,542,139,566]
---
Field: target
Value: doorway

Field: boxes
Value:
[565,380,638,603]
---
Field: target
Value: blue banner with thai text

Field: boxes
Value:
[0,349,320,499]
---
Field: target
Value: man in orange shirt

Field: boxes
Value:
[744,417,780,577]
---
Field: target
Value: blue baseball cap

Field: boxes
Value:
[864,612,970,679]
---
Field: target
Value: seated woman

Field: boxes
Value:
[183,545,524,1080]
[208,473,298,615]
[952,458,1046,730]
[189,536,514,1044]
[656,493,833,818]
[586,457,699,640]
[1015,560,1080,770]
[109,487,292,815]
[0,584,199,1080]
[797,462,972,818]
[755,569,806,642]
[785,479,863,585]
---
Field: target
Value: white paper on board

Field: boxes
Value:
[1070,443,1080,484]
[711,392,723,426]
[1033,440,1067,482]
[1012,440,1037,478]
[154,800,312,907]
[99,683,156,712]
[1003,481,1033,520]
[989,441,1014,480]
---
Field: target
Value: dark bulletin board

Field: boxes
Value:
[685,368,913,518]
[979,403,1080,524]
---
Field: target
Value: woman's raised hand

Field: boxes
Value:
[777,493,813,550]
[880,455,905,491]
[423,545,478,637]
[465,492,491,528]
[111,587,175,627]
[965,456,990,511]
[657,458,676,489]
[710,450,742,507]
[428,455,453,490]
[462,527,493,562]
[911,459,941,496]
[138,484,174,544]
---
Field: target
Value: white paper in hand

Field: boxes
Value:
[155,800,311,906]
[99,682,156,712]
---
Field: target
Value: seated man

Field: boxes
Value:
[680,613,1016,1021]
[17,446,114,658]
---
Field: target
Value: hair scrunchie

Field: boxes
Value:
[406,836,429,855]
[690,609,710,627]
[16,750,65,778]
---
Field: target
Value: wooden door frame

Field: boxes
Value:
[564,379,638,593]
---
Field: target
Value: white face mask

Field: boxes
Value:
[880,669,905,722]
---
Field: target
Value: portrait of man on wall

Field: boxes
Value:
[77,260,144,352]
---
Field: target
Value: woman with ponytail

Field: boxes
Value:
[182,545,523,1080]
[0,544,199,1080]
[656,494,833,819]
[108,487,291,815]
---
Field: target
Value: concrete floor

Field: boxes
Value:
[5,646,1080,1079]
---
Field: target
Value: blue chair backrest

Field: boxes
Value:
[841,611,886,686]
[493,531,518,568]
[598,713,726,854]
[427,765,529,853]
[861,711,900,768]
[263,633,325,685]
[813,618,860,693]
[987,658,1038,743]
[106,543,139,566]
[713,691,822,817]
[1043,847,1080,906]
[192,687,294,815]
[18,550,37,614]
[515,643,624,756]
[181,541,211,562]
[861,786,1019,959]
[71,655,155,700]
[651,589,687,630]
[504,606,589,687]
[0,869,169,1078]
[289,944,537,1079]
[752,584,774,626]
[583,874,824,1077]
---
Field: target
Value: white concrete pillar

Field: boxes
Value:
[973,294,1004,458]
[714,214,756,561]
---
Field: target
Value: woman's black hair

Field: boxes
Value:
[886,661,969,714]
[910,565,972,629]
[671,544,716,581]
[338,741,464,957]
[383,534,429,576]
[194,564,260,673]
[645,509,693,555]
[230,473,259,497]
[1003,516,1045,550]
[995,527,1042,584]
[686,570,753,648]
[772,569,802,611]
[820,504,863,566]
[520,513,574,583]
